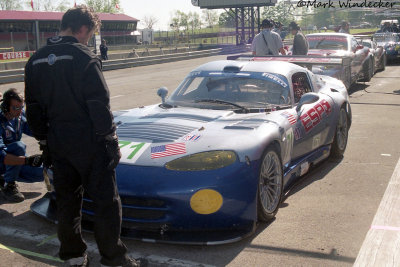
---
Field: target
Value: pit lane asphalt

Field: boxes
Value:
[0,56,399,267]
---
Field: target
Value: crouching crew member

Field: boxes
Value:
[0,88,43,203]
[24,5,144,267]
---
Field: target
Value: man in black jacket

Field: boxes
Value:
[289,21,309,55]
[25,6,142,267]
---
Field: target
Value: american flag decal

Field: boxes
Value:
[281,111,297,125]
[151,143,186,159]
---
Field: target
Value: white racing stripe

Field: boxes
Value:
[0,225,214,267]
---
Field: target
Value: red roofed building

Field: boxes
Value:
[0,10,139,51]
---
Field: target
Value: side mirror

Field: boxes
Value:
[296,93,320,113]
[157,87,168,104]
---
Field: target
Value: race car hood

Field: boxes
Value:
[308,49,350,57]
[114,104,290,166]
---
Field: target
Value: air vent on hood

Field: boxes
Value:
[117,122,197,143]
[140,113,216,122]
[224,119,267,130]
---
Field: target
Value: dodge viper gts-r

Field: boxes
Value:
[32,60,352,245]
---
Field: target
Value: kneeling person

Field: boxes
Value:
[0,88,43,202]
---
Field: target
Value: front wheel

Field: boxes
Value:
[330,106,349,158]
[257,146,283,222]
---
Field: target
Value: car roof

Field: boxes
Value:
[191,60,306,77]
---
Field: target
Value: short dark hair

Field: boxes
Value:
[261,19,273,28]
[61,5,101,34]
[1,88,23,112]
[289,21,300,31]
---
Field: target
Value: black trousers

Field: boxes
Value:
[52,143,128,266]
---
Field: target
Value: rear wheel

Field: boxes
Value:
[379,54,386,71]
[330,106,349,158]
[257,146,283,222]
[361,59,373,82]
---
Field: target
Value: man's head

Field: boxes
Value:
[341,21,349,30]
[261,19,273,30]
[60,5,101,45]
[289,21,300,35]
[1,88,24,118]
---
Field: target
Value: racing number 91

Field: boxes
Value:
[300,99,332,132]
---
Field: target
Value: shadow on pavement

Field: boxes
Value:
[283,157,343,202]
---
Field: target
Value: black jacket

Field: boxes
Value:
[292,31,309,56]
[25,36,114,157]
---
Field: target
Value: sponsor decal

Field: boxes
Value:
[151,142,186,159]
[294,127,302,140]
[307,36,347,43]
[183,134,201,142]
[281,111,297,125]
[262,73,288,88]
[300,99,332,133]
[119,141,150,163]
[47,54,57,65]
[312,134,321,150]
[300,162,310,176]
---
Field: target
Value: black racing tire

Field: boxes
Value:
[361,58,373,82]
[257,145,284,222]
[330,106,349,158]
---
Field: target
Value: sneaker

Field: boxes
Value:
[68,254,89,267]
[2,182,24,203]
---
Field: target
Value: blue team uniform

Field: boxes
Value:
[0,110,43,183]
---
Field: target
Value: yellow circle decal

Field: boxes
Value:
[190,189,223,215]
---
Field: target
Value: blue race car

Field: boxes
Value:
[32,60,351,245]
[374,32,400,61]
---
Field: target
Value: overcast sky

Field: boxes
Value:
[120,0,204,30]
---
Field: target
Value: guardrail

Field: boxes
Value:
[0,46,249,84]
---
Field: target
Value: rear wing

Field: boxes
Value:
[354,34,373,40]
[227,55,352,71]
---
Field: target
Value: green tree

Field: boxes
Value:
[261,0,294,26]
[218,10,235,28]
[85,0,121,13]
[188,12,201,31]
[202,9,218,28]
[0,0,22,10]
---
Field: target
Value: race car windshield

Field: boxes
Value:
[307,36,348,50]
[168,72,291,109]
[374,34,399,42]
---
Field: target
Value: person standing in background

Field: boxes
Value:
[289,21,309,55]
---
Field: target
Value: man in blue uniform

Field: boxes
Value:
[0,88,43,202]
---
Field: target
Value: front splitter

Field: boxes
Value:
[31,193,255,245]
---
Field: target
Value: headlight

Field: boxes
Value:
[165,151,237,171]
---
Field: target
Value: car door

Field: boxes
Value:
[290,72,335,160]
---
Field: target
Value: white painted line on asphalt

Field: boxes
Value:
[111,95,124,99]
[0,225,214,267]
[381,154,391,157]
